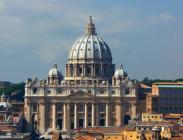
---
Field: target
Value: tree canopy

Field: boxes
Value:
[141,77,183,86]
[0,82,25,101]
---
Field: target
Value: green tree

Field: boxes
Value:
[0,82,25,101]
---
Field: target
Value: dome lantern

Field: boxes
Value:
[53,63,57,69]
[85,16,96,35]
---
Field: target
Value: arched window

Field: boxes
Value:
[113,78,116,85]
[78,67,82,76]
[70,64,74,76]
[86,66,91,76]
[32,88,37,94]
[126,88,129,95]
[95,66,100,76]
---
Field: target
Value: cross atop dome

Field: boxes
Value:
[85,16,96,35]
[53,63,57,69]
[119,64,123,69]
[89,15,93,23]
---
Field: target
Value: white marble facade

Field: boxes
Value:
[24,17,137,134]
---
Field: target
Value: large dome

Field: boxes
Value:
[68,16,112,61]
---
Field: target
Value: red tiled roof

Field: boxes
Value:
[75,135,95,140]
[163,114,182,119]
[79,127,123,133]
[153,82,183,85]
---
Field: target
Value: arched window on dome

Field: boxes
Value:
[70,64,74,77]
[77,67,82,76]
[95,65,100,76]
[103,66,107,76]
[86,66,91,76]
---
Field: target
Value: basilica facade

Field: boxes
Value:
[24,17,138,134]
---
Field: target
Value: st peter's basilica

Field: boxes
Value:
[24,17,138,133]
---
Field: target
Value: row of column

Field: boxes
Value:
[65,64,109,77]
[51,102,111,131]
[25,100,136,133]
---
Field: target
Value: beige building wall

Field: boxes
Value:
[142,113,163,122]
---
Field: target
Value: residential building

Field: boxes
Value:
[146,82,183,114]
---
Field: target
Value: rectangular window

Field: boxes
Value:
[57,88,62,94]
[32,88,37,94]
[112,90,116,95]
[99,104,105,112]
[47,89,51,94]
[56,104,63,112]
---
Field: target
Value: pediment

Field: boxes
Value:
[68,90,94,99]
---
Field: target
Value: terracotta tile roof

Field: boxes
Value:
[164,114,182,119]
[137,121,176,126]
[75,135,95,140]
[170,135,183,140]
[79,127,123,133]
[153,82,183,85]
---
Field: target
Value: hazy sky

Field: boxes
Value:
[0,0,182,82]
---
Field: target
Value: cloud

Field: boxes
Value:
[0,1,4,13]
[36,46,58,63]
[160,12,175,21]
[0,0,182,82]
[36,39,71,63]
[148,12,175,23]
[174,33,183,41]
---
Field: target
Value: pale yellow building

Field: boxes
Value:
[73,126,172,140]
[142,113,163,122]
[121,130,152,140]
[103,128,171,140]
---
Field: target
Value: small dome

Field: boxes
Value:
[1,92,6,97]
[0,102,12,108]
[68,16,112,61]
[48,63,62,77]
[1,92,7,102]
[114,65,128,77]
